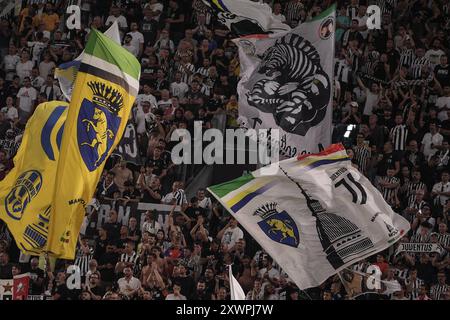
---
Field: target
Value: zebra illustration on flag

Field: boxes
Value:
[236,5,336,157]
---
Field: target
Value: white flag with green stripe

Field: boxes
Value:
[208,144,410,289]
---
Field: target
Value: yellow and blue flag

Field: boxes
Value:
[208,144,410,289]
[0,101,68,255]
[46,28,140,259]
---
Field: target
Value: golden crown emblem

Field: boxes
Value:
[88,81,124,114]
[254,202,279,220]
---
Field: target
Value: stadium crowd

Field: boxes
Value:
[0,0,450,300]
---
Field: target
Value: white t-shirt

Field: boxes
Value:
[105,15,128,29]
[363,89,379,116]
[436,96,450,122]
[221,226,244,249]
[128,31,144,53]
[432,181,450,206]
[425,49,445,67]
[16,60,34,82]
[17,87,37,112]
[258,267,280,280]
[158,98,172,110]
[170,81,189,99]
[1,106,19,121]
[273,13,286,23]
[117,276,141,296]
[421,132,443,159]
[31,76,45,89]
[135,109,150,134]
[39,60,56,78]
[142,220,162,234]
[165,293,187,300]
[198,197,212,209]
[4,54,19,70]
[123,44,139,57]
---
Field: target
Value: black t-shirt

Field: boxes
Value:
[141,18,159,45]
[0,263,12,279]
[172,275,195,298]
[102,222,121,242]
[94,238,108,260]
[29,268,45,295]
[435,64,450,86]
[377,151,401,176]
[90,284,106,298]
[146,156,167,176]
[168,8,184,34]
[98,252,119,283]
[141,187,162,204]
[122,189,141,200]
[96,181,120,199]
[184,206,206,220]
[206,98,223,113]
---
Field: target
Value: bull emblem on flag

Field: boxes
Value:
[77,81,122,172]
[254,202,299,248]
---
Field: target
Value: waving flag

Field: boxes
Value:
[54,22,121,101]
[236,4,335,158]
[208,144,410,289]
[0,101,68,255]
[229,265,246,300]
[201,0,290,36]
[46,29,140,259]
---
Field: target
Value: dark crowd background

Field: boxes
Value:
[0,0,449,301]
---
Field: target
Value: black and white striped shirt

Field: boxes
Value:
[410,233,430,243]
[390,124,408,151]
[75,246,94,277]
[284,1,305,28]
[430,284,449,300]
[376,0,397,15]
[353,145,371,173]
[405,277,424,300]
[196,66,209,78]
[177,63,195,84]
[120,251,139,266]
[335,58,351,84]
[437,233,450,248]
[399,48,415,68]
[395,268,409,281]
[379,176,399,203]
[410,56,430,79]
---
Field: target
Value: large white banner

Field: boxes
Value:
[236,5,336,158]
[208,144,410,289]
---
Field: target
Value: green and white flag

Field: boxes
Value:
[208,144,410,289]
[236,4,336,158]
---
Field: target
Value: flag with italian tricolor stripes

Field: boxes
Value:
[208,144,410,289]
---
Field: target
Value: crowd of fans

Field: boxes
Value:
[0,0,449,300]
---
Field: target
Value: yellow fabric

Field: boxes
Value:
[46,32,139,259]
[0,101,68,255]
[41,13,60,32]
